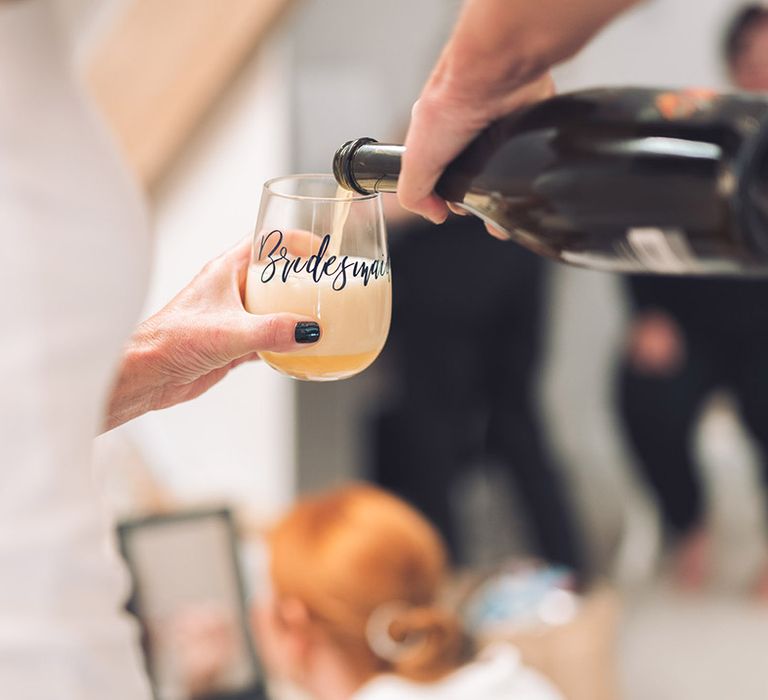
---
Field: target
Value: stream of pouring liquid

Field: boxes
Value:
[328,185,354,257]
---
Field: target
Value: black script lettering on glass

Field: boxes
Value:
[256,230,389,291]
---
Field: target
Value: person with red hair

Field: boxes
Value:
[251,484,561,700]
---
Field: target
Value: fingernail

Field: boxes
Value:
[295,322,321,344]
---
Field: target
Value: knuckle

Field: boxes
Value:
[199,259,219,279]
[412,91,445,119]
[258,315,289,349]
[200,252,229,278]
[397,188,420,211]
[206,324,229,353]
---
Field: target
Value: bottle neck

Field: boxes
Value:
[333,138,404,195]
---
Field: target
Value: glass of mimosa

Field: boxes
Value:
[245,174,391,381]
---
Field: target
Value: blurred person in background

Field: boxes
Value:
[726,3,768,90]
[617,3,768,596]
[373,211,586,577]
[250,484,563,700]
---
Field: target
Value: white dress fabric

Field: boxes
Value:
[354,644,564,700]
[0,0,151,697]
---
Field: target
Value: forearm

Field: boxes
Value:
[430,0,642,102]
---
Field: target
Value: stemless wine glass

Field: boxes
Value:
[244,174,391,381]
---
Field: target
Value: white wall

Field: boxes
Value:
[555,0,743,90]
[95,32,297,519]
[289,0,462,170]
[53,0,127,62]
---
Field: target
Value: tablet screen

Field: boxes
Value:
[118,509,265,700]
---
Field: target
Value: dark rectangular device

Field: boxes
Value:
[117,509,267,700]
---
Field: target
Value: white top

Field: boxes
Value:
[0,1,152,698]
[355,644,563,700]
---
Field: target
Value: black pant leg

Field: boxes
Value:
[618,332,716,538]
[726,333,768,489]
[486,401,587,573]
[373,326,485,563]
[485,259,587,575]
[374,406,468,558]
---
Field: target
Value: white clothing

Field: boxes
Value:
[354,644,563,700]
[0,1,151,698]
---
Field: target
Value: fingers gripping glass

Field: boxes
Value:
[245,174,391,381]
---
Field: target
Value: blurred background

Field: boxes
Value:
[48,0,768,697]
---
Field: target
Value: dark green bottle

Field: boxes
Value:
[333,87,768,275]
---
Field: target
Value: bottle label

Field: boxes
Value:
[623,227,693,273]
[654,89,718,121]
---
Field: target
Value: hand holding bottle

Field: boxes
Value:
[401,73,554,227]
[398,0,640,225]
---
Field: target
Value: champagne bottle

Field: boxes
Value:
[333,87,768,275]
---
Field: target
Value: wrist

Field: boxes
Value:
[430,2,552,106]
[442,42,545,100]
[419,40,551,136]
[103,319,165,432]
